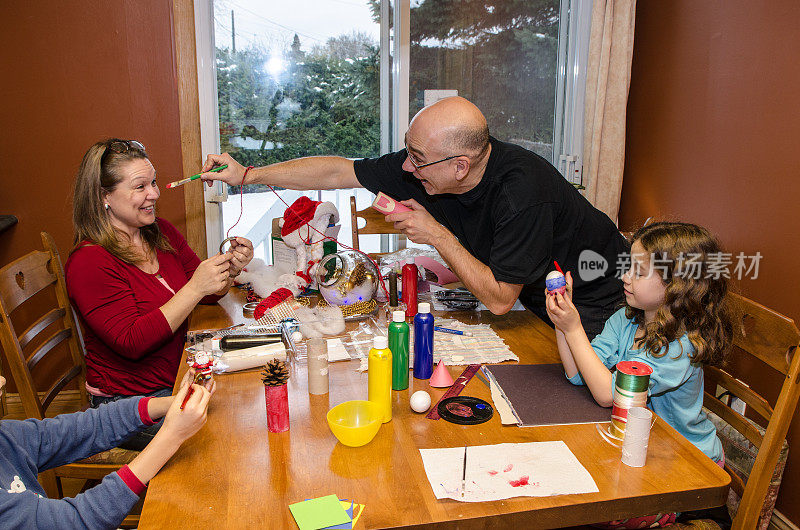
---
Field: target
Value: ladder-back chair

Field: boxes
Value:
[0,232,139,525]
[703,293,800,530]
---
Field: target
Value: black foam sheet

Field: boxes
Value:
[484,364,610,426]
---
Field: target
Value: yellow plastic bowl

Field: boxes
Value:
[326,400,382,447]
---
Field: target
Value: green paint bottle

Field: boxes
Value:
[389,310,410,390]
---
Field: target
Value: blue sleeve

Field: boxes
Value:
[567,309,625,386]
[629,337,696,396]
[5,398,145,471]
[0,472,140,530]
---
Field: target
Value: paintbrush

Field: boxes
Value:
[166,164,228,189]
[462,445,467,498]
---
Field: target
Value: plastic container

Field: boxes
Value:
[389,310,410,390]
[326,400,382,447]
[401,258,418,317]
[368,336,393,423]
[413,302,434,379]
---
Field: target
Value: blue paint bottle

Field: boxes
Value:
[413,302,434,379]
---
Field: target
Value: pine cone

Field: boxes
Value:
[261,359,289,386]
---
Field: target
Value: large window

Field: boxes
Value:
[409,1,560,161]
[195,0,590,260]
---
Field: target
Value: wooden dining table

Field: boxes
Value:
[139,289,730,529]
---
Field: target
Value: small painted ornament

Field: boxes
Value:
[545,271,566,295]
[190,351,215,382]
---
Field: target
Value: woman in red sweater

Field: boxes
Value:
[65,139,253,450]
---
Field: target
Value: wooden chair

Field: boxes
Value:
[350,195,403,255]
[703,293,800,530]
[0,232,139,525]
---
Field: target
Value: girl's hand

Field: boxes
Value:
[188,253,232,297]
[180,367,217,394]
[160,383,211,444]
[227,237,254,278]
[563,271,574,301]
[545,290,582,334]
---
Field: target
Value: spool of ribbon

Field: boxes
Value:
[610,360,652,439]
[621,407,653,467]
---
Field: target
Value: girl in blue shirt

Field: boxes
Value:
[546,221,735,460]
[546,222,735,527]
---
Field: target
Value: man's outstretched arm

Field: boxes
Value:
[200,153,362,190]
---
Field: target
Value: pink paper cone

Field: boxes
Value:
[429,360,454,388]
[265,384,289,433]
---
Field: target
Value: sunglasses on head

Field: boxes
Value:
[101,139,146,165]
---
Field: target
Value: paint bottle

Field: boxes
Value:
[368,336,393,423]
[389,310,410,390]
[402,258,418,318]
[388,269,399,306]
[413,302,434,379]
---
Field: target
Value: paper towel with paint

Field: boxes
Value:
[419,441,598,502]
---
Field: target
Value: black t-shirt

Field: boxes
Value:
[353,137,629,309]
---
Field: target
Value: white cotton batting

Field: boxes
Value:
[296,305,346,339]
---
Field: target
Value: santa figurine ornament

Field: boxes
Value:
[252,196,339,321]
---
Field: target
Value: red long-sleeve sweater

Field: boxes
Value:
[65,218,221,395]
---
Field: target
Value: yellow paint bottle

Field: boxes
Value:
[368,336,393,423]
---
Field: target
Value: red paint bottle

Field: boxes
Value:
[401,258,418,318]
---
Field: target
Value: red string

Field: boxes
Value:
[225,166,254,240]
[223,164,391,301]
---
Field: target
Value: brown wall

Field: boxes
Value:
[0,2,187,390]
[620,0,800,523]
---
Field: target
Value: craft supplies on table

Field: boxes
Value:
[368,336,392,423]
[482,364,610,427]
[412,302,434,379]
[621,407,653,467]
[426,364,482,420]
[307,338,329,395]
[402,258,419,317]
[185,326,288,373]
[388,310,410,390]
[419,441,598,502]
[288,494,351,530]
[410,318,518,367]
[610,360,652,438]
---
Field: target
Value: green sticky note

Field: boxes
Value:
[289,494,351,530]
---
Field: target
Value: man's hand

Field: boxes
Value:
[386,199,452,246]
[201,153,246,186]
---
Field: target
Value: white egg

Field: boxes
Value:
[410,390,431,413]
[291,331,303,343]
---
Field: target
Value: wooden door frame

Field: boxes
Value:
[171,0,207,259]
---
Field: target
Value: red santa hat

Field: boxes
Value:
[279,196,339,249]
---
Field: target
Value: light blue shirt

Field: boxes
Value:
[567,308,722,461]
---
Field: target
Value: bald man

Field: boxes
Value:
[201,97,628,338]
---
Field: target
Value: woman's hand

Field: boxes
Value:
[188,253,232,297]
[200,153,246,186]
[226,237,254,278]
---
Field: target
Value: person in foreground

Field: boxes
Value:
[0,371,213,529]
[546,221,735,529]
[199,96,628,339]
[65,138,252,449]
